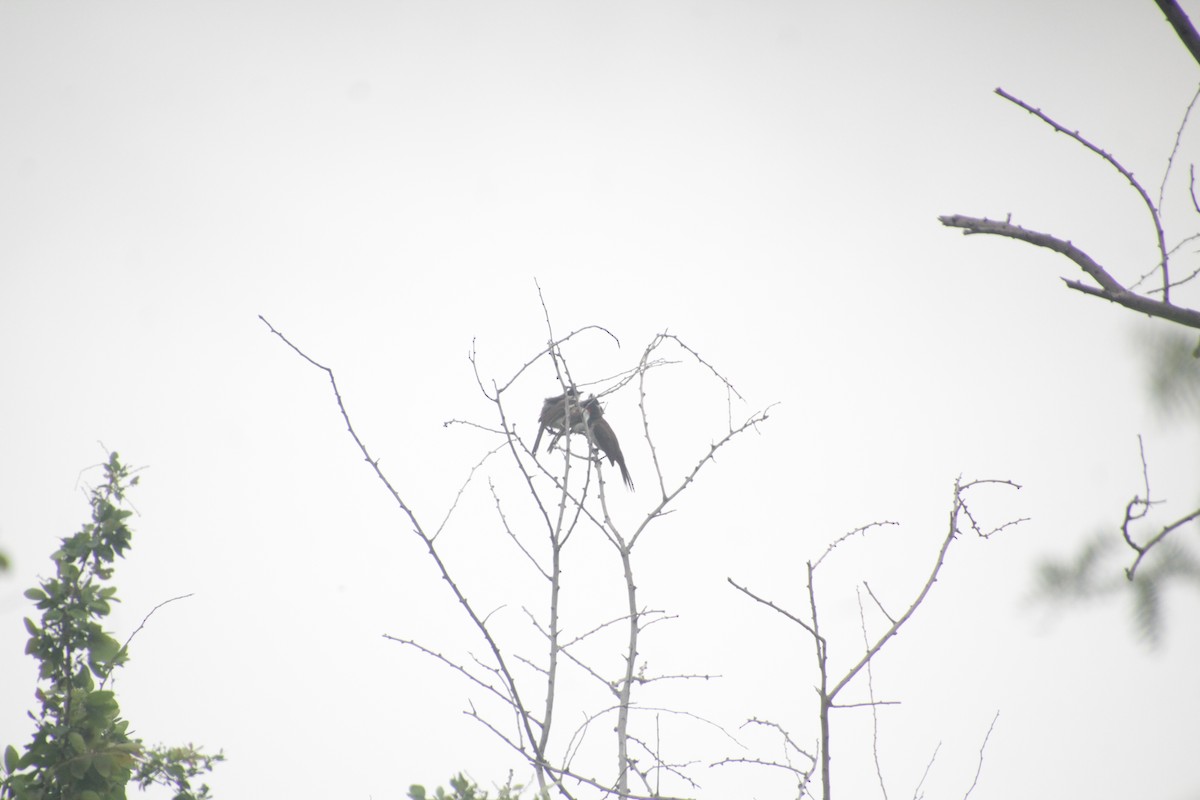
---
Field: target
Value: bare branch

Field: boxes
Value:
[382,635,514,709]
[911,742,941,800]
[710,755,813,777]
[1131,232,1200,294]
[261,315,547,783]
[1121,436,1157,555]
[495,323,620,397]
[636,671,721,685]
[858,586,889,800]
[1127,506,1200,580]
[635,332,760,499]
[727,578,817,637]
[653,333,746,402]
[828,478,1023,702]
[626,729,701,794]
[268,306,779,798]
[938,216,1200,329]
[1154,0,1200,69]
[1060,278,1200,328]
[630,404,776,550]
[489,479,549,579]
[102,593,194,690]
[719,719,814,799]
[433,445,504,541]
[830,700,901,709]
[741,718,816,765]
[862,581,896,625]
[939,215,1125,292]
[1158,84,1200,210]
[814,520,900,569]
[1118,435,1200,579]
[1191,164,1200,215]
[961,711,1000,800]
[993,87,1171,299]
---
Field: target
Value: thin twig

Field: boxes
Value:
[383,635,515,709]
[727,578,817,637]
[911,742,940,800]
[1115,435,1200,579]
[994,87,1171,300]
[814,521,901,569]
[1159,84,1200,210]
[102,593,194,690]
[961,711,1000,800]
[261,315,547,785]
[434,445,504,540]
[858,586,889,800]
[862,581,896,625]
[1127,506,1200,579]
[828,479,1023,702]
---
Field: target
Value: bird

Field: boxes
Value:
[534,390,634,490]
[581,396,634,491]
[533,387,581,454]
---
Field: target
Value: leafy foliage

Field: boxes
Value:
[1,452,222,800]
[1032,329,1200,644]
[408,772,533,800]
[134,744,223,800]
[1035,533,1200,644]
[1142,328,1200,418]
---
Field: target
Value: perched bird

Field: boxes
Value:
[533,387,581,454]
[534,390,634,490]
[582,397,634,491]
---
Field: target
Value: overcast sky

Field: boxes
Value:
[2,2,1199,799]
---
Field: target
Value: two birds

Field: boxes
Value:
[534,388,634,490]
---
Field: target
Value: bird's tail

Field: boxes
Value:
[618,462,634,490]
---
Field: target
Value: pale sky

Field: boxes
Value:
[2,2,1198,799]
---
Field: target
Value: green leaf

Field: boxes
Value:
[88,632,121,664]
[68,732,87,754]
[68,753,91,778]
[23,588,48,602]
[84,691,116,710]
[4,744,19,774]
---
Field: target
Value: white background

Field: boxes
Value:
[2,2,1198,798]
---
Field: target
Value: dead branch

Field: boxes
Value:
[718,719,815,799]
[911,742,941,800]
[733,477,1022,800]
[814,520,900,569]
[261,315,552,791]
[267,302,778,798]
[1158,84,1200,210]
[827,480,999,702]
[383,635,516,710]
[1126,506,1200,580]
[1154,0,1200,70]
[102,593,194,690]
[938,215,1200,329]
[961,711,1000,800]
[727,578,817,637]
[1120,435,1200,579]
[993,87,1171,298]
[858,587,889,800]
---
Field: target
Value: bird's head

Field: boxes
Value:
[582,396,604,419]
